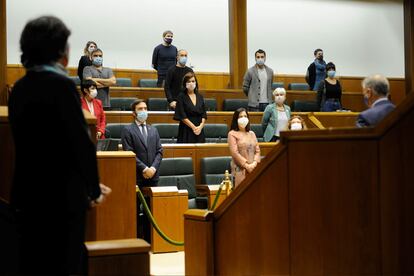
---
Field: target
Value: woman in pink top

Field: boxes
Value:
[228,108,261,188]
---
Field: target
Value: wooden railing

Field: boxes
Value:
[184,91,414,275]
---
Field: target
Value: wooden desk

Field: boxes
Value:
[312,112,359,128]
[86,151,137,241]
[142,186,188,253]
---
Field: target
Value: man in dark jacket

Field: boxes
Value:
[306,48,326,91]
[8,16,110,275]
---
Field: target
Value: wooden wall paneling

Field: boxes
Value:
[312,112,359,128]
[228,0,247,88]
[86,151,137,241]
[214,149,290,275]
[184,210,215,276]
[0,106,13,203]
[288,139,381,275]
[0,0,6,105]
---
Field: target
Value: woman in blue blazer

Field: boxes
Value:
[261,88,291,142]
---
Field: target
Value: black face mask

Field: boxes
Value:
[317,55,324,60]
[164,38,173,44]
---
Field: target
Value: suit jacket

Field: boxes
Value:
[261,103,291,142]
[121,122,163,186]
[356,99,395,127]
[242,65,274,108]
[8,67,101,213]
[81,97,106,138]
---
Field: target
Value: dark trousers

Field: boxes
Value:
[248,103,268,112]
[157,77,165,87]
[16,209,87,275]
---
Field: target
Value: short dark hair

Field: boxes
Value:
[20,16,71,68]
[255,49,266,57]
[131,100,146,112]
[182,72,199,93]
[326,62,336,71]
[81,80,97,96]
[230,108,251,132]
[314,48,323,56]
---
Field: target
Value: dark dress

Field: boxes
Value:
[77,55,92,82]
[174,92,207,143]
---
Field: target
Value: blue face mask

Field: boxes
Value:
[92,57,103,66]
[327,70,336,78]
[178,57,187,66]
[136,111,148,122]
[256,58,265,66]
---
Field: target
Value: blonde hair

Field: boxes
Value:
[273,87,286,96]
[83,41,97,56]
[287,115,307,130]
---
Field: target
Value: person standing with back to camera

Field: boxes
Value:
[8,16,111,275]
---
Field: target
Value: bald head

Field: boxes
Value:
[362,74,390,96]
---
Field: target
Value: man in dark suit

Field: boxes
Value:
[121,100,163,187]
[8,16,111,274]
[356,74,396,127]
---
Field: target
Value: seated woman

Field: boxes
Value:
[77,41,98,83]
[287,115,308,130]
[228,108,261,188]
[80,79,106,139]
[317,62,342,111]
[262,88,291,142]
[174,72,207,143]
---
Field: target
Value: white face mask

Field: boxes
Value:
[290,122,303,130]
[88,45,96,53]
[89,89,98,99]
[186,82,196,91]
[237,117,249,128]
[275,95,286,104]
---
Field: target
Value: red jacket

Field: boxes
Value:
[81,97,106,139]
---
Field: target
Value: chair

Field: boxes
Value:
[288,83,311,91]
[105,123,130,139]
[250,124,264,142]
[157,157,198,208]
[204,124,228,143]
[116,77,132,87]
[271,82,284,90]
[138,79,157,87]
[200,156,232,185]
[109,97,138,111]
[222,99,249,111]
[152,123,179,144]
[204,98,217,111]
[147,98,169,111]
[69,76,80,86]
[290,100,320,112]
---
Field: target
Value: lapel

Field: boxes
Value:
[132,122,148,149]
[272,104,278,126]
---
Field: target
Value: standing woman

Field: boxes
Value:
[261,88,291,142]
[174,72,207,143]
[80,80,106,139]
[228,108,261,188]
[77,41,97,82]
[317,62,342,111]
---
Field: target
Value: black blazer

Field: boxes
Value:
[8,69,101,213]
[121,123,163,185]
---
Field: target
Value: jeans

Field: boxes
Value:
[321,98,341,112]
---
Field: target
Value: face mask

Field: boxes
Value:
[238,117,249,128]
[291,122,303,130]
[275,95,286,104]
[178,56,187,66]
[327,71,336,78]
[88,46,95,53]
[136,111,148,122]
[256,58,265,66]
[317,55,324,60]
[164,38,173,44]
[92,57,103,66]
[89,88,98,99]
[186,82,196,90]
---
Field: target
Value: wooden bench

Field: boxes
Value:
[86,238,150,276]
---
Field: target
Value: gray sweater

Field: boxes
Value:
[242,65,274,108]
